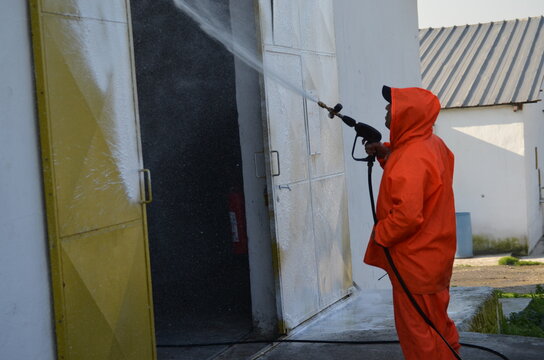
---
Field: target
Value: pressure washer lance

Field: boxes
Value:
[318,101,382,163]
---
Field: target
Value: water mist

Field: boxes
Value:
[172,0,319,103]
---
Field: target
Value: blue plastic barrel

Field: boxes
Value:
[455,212,473,258]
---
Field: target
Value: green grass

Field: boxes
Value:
[498,256,544,266]
[468,291,504,334]
[499,292,544,299]
[497,285,544,299]
[470,286,544,337]
[500,286,544,338]
[518,260,544,265]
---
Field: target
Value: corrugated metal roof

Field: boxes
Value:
[419,16,544,109]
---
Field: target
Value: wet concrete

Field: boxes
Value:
[212,287,544,360]
[277,286,496,336]
[242,330,544,360]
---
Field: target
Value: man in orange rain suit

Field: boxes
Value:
[364,86,461,359]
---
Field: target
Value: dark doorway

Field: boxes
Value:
[130,0,253,357]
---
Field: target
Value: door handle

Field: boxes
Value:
[271,150,280,176]
[140,169,153,204]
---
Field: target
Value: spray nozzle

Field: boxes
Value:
[318,101,343,119]
[317,101,381,143]
[318,102,354,126]
[317,101,382,162]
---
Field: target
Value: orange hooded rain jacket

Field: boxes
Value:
[364,87,456,295]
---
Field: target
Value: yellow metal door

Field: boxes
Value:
[29,1,156,359]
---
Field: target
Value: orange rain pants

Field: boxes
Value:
[391,278,460,359]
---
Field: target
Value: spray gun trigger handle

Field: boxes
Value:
[341,115,357,128]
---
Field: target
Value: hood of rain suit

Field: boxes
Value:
[364,87,456,294]
[389,87,441,150]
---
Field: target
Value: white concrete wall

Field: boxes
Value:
[522,101,544,252]
[334,0,422,289]
[435,106,529,245]
[0,2,55,359]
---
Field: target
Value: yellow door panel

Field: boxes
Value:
[29,0,156,359]
[42,0,128,23]
[61,223,154,360]
[43,14,141,237]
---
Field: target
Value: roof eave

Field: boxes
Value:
[441,99,541,110]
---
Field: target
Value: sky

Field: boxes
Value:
[417,0,544,28]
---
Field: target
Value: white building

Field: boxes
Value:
[420,16,544,255]
[1,1,421,359]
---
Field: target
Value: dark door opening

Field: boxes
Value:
[130,0,253,357]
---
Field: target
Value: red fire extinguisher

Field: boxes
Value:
[228,187,248,255]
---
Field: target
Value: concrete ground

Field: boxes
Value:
[234,330,544,360]
[213,287,544,360]
[158,244,544,359]
[210,257,544,360]
[185,248,544,360]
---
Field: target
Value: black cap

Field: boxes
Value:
[382,85,391,103]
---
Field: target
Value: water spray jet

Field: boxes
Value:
[172,0,319,103]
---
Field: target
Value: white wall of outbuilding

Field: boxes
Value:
[435,102,544,253]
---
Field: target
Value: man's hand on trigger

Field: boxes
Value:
[365,142,390,159]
